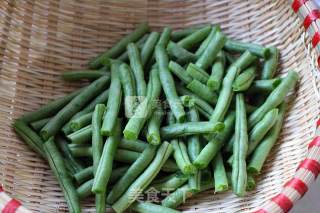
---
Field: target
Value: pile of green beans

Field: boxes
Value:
[14,23,299,212]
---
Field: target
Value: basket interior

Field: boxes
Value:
[0,0,319,212]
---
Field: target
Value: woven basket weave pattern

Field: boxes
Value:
[0,0,319,212]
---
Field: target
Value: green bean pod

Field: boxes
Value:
[117,34,149,62]
[69,144,92,157]
[41,76,109,140]
[172,139,196,175]
[119,139,148,152]
[101,64,122,136]
[232,66,256,92]
[261,47,280,79]
[187,79,217,105]
[177,25,212,50]
[171,24,210,42]
[107,145,158,204]
[248,102,286,174]
[195,31,227,70]
[149,172,188,192]
[61,70,107,81]
[232,94,248,197]
[67,125,91,144]
[147,106,164,145]
[30,117,51,132]
[141,32,160,67]
[195,25,220,57]
[247,78,281,94]
[77,179,94,200]
[186,63,210,84]
[44,137,81,213]
[187,107,201,162]
[131,202,181,213]
[246,174,256,191]
[167,41,197,64]
[207,51,226,91]
[74,166,93,185]
[224,39,270,58]
[112,141,173,213]
[212,152,228,192]
[156,45,186,122]
[89,22,149,69]
[70,112,93,132]
[232,50,257,70]
[168,61,192,84]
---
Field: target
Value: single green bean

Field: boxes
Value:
[89,22,149,69]
[74,166,93,185]
[232,50,257,70]
[249,71,298,128]
[141,32,160,67]
[156,45,185,122]
[195,31,227,70]
[186,63,209,84]
[224,39,270,58]
[195,25,220,57]
[92,104,106,174]
[61,70,107,81]
[158,27,172,47]
[168,61,192,84]
[172,139,196,175]
[69,144,92,157]
[70,112,93,132]
[118,34,149,62]
[92,119,121,193]
[107,145,158,204]
[44,137,81,213]
[77,179,94,199]
[246,174,256,191]
[212,152,228,192]
[21,88,82,123]
[112,141,173,213]
[30,117,51,132]
[41,76,109,140]
[119,63,136,118]
[171,24,209,42]
[13,119,46,158]
[232,94,248,197]
[232,66,256,92]
[177,25,212,50]
[101,64,122,136]
[193,112,235,169]
[128,42,147,97]
[131,202,181,213]
[207,51,226,91]
[187,107,201,162]
[261,47,280,79]
[247,78,281,94]
[248,102,286,174]
[149,172,188,192]
[167,41,197,64]
[119,139,148,152]
[67,125,91,144]
[187,79,217,105]
[147,106,164,145]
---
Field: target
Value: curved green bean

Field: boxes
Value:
[232,66,256,92]
[247,78,281,94]
[224,39,270,58]
[61,70,107,81]
[141,32,160,66]
[261,47,280,79]
[167,41,197,64]
[177,25,211,50]
[171,24,209,42]
[119,63,136,118]
[195,25,220,57]
[207,51,226,91]
[118,34,149,62]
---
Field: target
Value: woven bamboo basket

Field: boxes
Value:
[1,0,320,212]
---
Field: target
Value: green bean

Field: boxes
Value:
[92,119,121,193]
[56,135,84,174]
[212,152,228,192]
[147,106,164,145]
[119,63,136,118]
[43,137,81,213]
[30,117,51,132]
[62,89,109,135]
[13,119,46,158]
[112,141,173,213]
[67,125,91,144]
[248,102,286,174]
[118,34,149,62]
[195,25,220,57]
[123,68,161,140]
[158,27,172,47]
[232,50,257,70]
[69,144,92,157]
[167,41,197,64]
[161,121,224,139]
[177,25,212,50]
[196,107,211,119]
[172,139,196,175]
[246,174,256,191]
[207,51,226,91]
[176,85,214,116]
[187,79,217,105]
[186,63,209,84]
[224,39,270,58]
[168,61,192,84]
[21,88,82,123]
[109,166,131,184]
[150,172,188,192]
[101,64,122,136]
[92,104,106,174]
[141,32,160,66]
[156,45,186,122]
[193,112,235,169]
[247,78,281,94]
[107,145,158,204]
[261,47,280,79]
[89,22,149,69]
[131,202,181,213]
[187,107,201,162]
[119,139,148,152]
[70,112,93,132]
[40,76,109,140]
[61,70,108,81]
[232,66,256,92]
[74,166,93,185]
[171,24,209,42]
[128,43,147,97]
[248,71,298,128]
[195,31,227,70]
[77,179,94,199]
[232,94,248,197]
